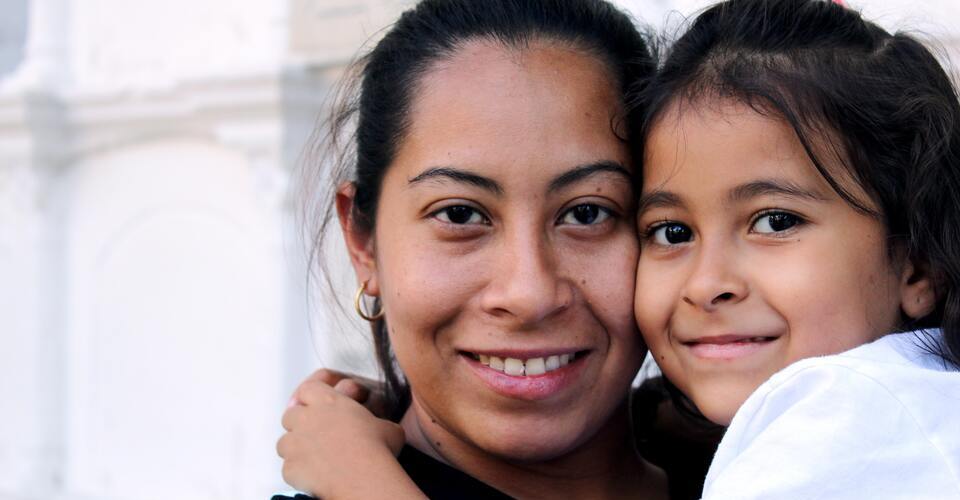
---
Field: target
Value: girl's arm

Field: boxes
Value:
[277,373,427,500]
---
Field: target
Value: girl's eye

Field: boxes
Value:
[649,223,693,245]
[752,212,802,234]
[434,205,487,225]
[559,204,612,225]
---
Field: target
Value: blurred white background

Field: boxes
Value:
[0,0,957,499]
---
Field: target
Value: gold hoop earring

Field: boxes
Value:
[354,280,384,322]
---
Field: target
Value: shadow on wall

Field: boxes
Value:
[0,0,27,77]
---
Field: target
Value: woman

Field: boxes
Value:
[276,0,669,498]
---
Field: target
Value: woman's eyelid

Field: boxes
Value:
[427,203,492,226]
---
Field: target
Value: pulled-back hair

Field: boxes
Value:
[637,0,960,370]
[306,0,654,420]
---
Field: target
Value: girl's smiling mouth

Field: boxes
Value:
[682,334,780,360]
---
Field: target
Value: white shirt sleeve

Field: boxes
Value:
[701,364,960,500]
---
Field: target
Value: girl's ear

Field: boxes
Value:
[900,260,937,319]
[336,182,380,296]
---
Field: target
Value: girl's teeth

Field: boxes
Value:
[475,353,579,376]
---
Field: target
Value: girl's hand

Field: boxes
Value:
[290,368,388,418]
[278,379,408,499]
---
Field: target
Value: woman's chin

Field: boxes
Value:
[465,424,590,463]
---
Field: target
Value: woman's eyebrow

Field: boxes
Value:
[548,161,632,193]
[408,167,503,195]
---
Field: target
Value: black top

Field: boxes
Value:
[272,445,513,500]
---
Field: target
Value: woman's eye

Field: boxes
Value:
[649,223,693,245]
[434,205,487,225]
[559,204,611,225]
[752,212,802,234]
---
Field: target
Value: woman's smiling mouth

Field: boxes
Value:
[464,350,587,376]
[460,350,592,400]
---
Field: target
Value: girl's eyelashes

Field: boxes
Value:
[431,205,490,225]
[557,203,614,226]
[750,210,805,235]
[645,221,694,246]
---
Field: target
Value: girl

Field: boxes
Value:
[634,0,960,497]
[280,0,960,498]
[277,0,669,498]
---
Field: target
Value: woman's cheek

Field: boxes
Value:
[379,238,485,336]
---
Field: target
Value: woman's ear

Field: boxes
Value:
[336,182,380,296]
[900,260,937,319]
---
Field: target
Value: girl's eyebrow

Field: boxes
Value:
[637,190,683,214]
[637,179,826,215]
[728,179,828,203]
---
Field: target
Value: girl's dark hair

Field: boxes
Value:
[636,0,960,422]
[306,0,654,420]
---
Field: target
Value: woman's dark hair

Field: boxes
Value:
[305,0,654,420]
[636,0,960,422]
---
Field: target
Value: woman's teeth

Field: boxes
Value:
[473,353,576,376]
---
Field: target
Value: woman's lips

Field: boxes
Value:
[461,350,589,401]
[682,334,779,360]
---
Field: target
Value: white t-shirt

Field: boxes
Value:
[701,330,960,500]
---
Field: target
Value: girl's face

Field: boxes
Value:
[345,41,643,461]
[634,101,922,425]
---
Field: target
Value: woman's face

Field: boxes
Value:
[348,40,643,461]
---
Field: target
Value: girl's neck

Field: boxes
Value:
[401,399,667,500]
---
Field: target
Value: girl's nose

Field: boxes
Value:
[681,239,748,312]
[480,229,573,327]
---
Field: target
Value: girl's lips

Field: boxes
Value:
[462,352,589,401]
[683,335,780,360]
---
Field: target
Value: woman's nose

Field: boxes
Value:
[480,229,573,327]
[681,239,748,312]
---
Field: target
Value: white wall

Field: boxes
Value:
[0,1,957,499]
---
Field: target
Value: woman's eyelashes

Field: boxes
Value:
[432,204,490,225]
[557,203,615,226]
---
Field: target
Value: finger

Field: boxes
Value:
[304,368,350,387]
[281,405,307,432]
[382,421,406,457]
[276,431,292,458]
[334,378,371,403]
[289,369,345,406]
[294,380,341,407]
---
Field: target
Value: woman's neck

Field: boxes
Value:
[401,398,667,500]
